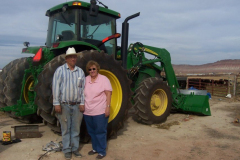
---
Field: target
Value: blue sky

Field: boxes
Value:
[0,0,239,69]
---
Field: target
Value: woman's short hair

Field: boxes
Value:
[86,60,100,74]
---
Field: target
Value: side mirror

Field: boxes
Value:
[89,0,99,16]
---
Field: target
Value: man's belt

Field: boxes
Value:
[61,102,80,105]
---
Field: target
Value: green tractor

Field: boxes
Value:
[0,0,210,140]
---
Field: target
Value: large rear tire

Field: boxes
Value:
[133,77,172,124]
[0,59,20,108]
[35,50,132,140]
[4,58,30,106]
[3,57,41,123]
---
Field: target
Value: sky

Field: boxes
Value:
[0,0,240,69]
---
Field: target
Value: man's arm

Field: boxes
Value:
[53,68,62,113]
[79,70,85,112]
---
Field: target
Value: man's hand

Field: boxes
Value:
[79,105,85,112]
[55,105,62,113]
[105,106,110,117]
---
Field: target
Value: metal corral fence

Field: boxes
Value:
[235,75,240,99]
[187,78,232,97]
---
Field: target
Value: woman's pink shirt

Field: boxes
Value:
[84,74,112,116]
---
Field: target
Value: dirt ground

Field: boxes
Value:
[0,96,240,160]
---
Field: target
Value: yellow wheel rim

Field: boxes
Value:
[99,69,122,123]
[150,89,168,116]
[23,75,34,103]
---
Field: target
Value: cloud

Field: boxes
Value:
[0,0,240,69]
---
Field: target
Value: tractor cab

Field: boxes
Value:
[45,1,120,55]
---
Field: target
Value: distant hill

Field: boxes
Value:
[173,59,240,75]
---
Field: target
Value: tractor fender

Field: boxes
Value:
[138,67,160,78]
[50,41,101,52]
[21,46,45,55]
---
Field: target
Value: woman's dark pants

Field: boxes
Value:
[84,114,108,156]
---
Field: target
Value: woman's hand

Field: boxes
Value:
[105,106,110,117]
[79,105,85,112]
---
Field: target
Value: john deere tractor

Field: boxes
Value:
[0,0,210,140]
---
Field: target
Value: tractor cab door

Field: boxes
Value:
[46,9,78,46]
[80,9,117,55]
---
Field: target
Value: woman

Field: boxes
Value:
[83,60,112,159]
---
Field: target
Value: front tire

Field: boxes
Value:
[133,77,172,124]
[4,58,30,106]
[0,59,20,108]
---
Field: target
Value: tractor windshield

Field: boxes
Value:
[46,8,117,54]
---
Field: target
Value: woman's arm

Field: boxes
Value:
[104,90,112,117]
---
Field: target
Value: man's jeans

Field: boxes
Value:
[84,114,108,156]
[57,103,83,153]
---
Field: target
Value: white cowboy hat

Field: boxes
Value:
[65,47,77,57]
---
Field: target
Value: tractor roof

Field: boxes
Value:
[46,0,120,18]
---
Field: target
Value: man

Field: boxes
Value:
[52,47,85,160]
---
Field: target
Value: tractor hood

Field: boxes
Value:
[22,46,46,55]
[50,41,100,51]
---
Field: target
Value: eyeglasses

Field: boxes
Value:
[88,68,96,71]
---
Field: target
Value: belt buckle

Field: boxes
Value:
[62,102,79,105]
[70,102,79,105]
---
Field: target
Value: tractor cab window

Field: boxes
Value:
[80,10,117,55]
[46,9,78,46]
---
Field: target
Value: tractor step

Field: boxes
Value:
[11,125,42,139]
